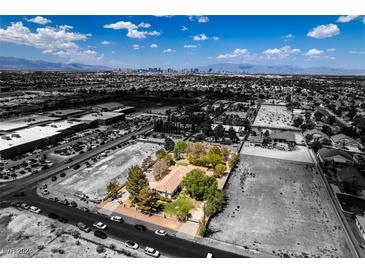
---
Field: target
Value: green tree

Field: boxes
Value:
[207,152,222,167]
[182,169,218,201]
[164,153,175,166]
[204,190,225,217]
[174,140,187,159]
[106,179,121,199]
[176,203,191,222]
[164,137,175,152]
[137,186,160,215]
[213,124,225,141]
[228,126,237,141]
[126,165,148,205]
[214,163,227,178]
[209,145,221,156]
[156,149,167,160]
[311,140,323,153]
[142,155,154,171]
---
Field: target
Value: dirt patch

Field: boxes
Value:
[207,154,352,258]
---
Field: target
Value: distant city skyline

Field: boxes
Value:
[0,15,365,69]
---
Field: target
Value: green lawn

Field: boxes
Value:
[162,194,194,216]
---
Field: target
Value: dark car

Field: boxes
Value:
[69,201,78,207]
[49,197,59,202]
[94,230,107,239]
[48,213,59,219]
[58,217,68,223]
[77,222,91,233]
[79,207,89,212]
[134,224,147,231]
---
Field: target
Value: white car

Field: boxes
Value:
[93,222,107,230]
[144,247,160,258]
[206,252,214,258]
[125,241,139,249]
[110,216,123,223]
[154,229,167,237]
[29,206,41,214]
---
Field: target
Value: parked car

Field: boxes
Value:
[59,199,69,206]
[41,189,50,195]
[49,197,59,202]
[144,247,160,258]
[48,213,59,219]
[29,206,41,214]
[76,222,91,233]
[69,201,78,207]
[94,230,107,239]
[21,203,30,210]
[110,216,123,223]
[154,230,167,237]
[93,222,107,230]
[58,217,68,223]
[206,252,214,258]
[134,224,147,231]
[125,241,139,249]
[79,207,89,212]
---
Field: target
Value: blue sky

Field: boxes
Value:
[0,15,364,69]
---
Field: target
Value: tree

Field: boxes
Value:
[321,138,333,146]
[327,115,336,126]
[204,190,225,217]
[209,145,221,156]
[126,165,148,205]
[228,127,237,141]
[153,158,169,180]
[176,203,191,222]
[293,117,304,128]
[322,125,333,136]
[311,140,323,153]
[164,153,175,166]
[207,152,222,167]
[220,146,230,162]
[214,163,227,178]
[305,134,313,144]
[213,124,225,141]
[156,149,167,160]
[314,111,324,122]
[187,142,206,160]
[228,153,239,169]
[137,186,160,215]
[174,140,187,159]
[142,155,154,171]
[182,169,218,201]
[106,179,120,199]
[164,137,175,152]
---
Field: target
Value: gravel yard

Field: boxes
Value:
[207,154,352,258]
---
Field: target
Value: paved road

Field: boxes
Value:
[7,191,243,258]
[0,125,153,199]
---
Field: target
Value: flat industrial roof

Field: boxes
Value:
[0,114,59,132]
[77,111,124,122]
[0,120,84,151]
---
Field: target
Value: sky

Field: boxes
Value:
[0,15,365,69]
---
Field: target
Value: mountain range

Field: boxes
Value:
[1,56,365,75]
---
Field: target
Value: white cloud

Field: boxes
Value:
[0,21,102,63]
[307,24,340,39]
[327,48,336,52]
[181,25,188,31]
[126,29,160,39]
[197,16,209,23]
[150,43,158,48]
[133,44,140,50]
[138,22,151,28]
[305,48,325,57]
[283,34,294,41]
[217,48,248,60]
[349,50,365,55]
[184,44,197,48]
[193,34,209,41]
[147,30,161,36]
[101,40,110,45]
[337,15,359,23]
[262,46,301,59]
[212,36,219,41]
[26,16,52,25]
[104,21,137,30]
[189,16,209,23]
[163,48,176,53]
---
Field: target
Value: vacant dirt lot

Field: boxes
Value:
[0,207,136,258]
[207,154,352,258]
[47,142,162,201]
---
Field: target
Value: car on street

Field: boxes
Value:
[125,241,139,249]
[93,222,107,230]
[206,252,214,258]
[29,206,41,214]
[154,229,167,237]
[69,201,78,207]
[41,189,50,195]
[134,224,147,231]
[144,247,160,258]
[94,230,107,239]
[59,199,69,206]
[79,207,89,212]
[48,213,59,219]
[76,222,91,233]
[110,216,123,223]
[49,197,59,202]
[21,203,30,210]
[58,217,68,223]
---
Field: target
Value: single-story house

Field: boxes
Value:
[317,148,355,166]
